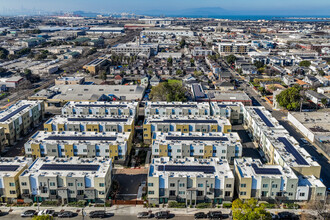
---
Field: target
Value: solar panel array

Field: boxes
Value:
[68,118,128,122]
[157,165,215,174]
[150,119,218,124]
[150,104,198,108]
[45,136,117,141]
[251,163,282,175]
[277,137,309,165]
[0,105,30,122]
[0,165,20,172]
[75,104,127,108]
[253,108,274,127]
[40,164,100,171]
[165,136,229,141]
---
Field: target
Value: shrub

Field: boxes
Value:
[259,203,276,209]
[196,203,212,209]
[41,200,60,207]
[285,203,300,209]
[223,202,232,208]
[168,201,186,208]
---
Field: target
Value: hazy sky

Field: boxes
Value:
[0,0,329,15]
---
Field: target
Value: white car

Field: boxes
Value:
[38,209,55,216]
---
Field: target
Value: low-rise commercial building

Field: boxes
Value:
[24,131,131,162]
[83,59,107,75]
[143,116,232,143]
[19,156,112,203]
[147,157,234,205]
[0,157,33,203]
[55,77,85,85]
[151,132,242,161]
[0,100,45,145]
[145,102,210,117]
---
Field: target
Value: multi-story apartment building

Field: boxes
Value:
[143,116,232,144]
[19,156,112,203]
[0,157,33,203]
[141,29,195,37]
[243,106,321,178]
[234,158,326,202]
[147,157,234,205]
[151,132,242,161]
[145,102,210,117]
[210,102,244,124]
[24,131,131,161]
[218,43,249,55]
[0,100,45,145]
[43,115,134,135]
[0,127,6,152]
[61,101,138,117]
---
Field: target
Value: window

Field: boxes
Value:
[68,183,74,187]
[99,183,105,187]
[222,150,226,153]
[199,150,203,153]
[225,191,231,197]
[240,184,246,188]
[21,182,27,186]
[148,183,154,187]
[155,149,159,153]
[148,191,154,195]
[9,183,15,187]
[77,183,83,187]
[177,149,181,153]
[179,191,185,195]
[226,184,232,188]
[299,192,305,197]
[10,190,16,195]
[288,193,293,196]
[50,190,57,195]
[49,182,55,186]
[272,184,278,188]
[197,191,203,196]
[261,191,268,197]
[52,149,56,152]
[169,190,176,196]
[99,191,105,195]
[22,189,29,194]
[198,183,203,187]
[77,190,84,195]
[262,184,268,188]
[317,193,323,196]
[240,192,246,196]
[170,183,175,187]
[179,183,185,187]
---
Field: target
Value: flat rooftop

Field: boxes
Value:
[149,157,233,179]
[144,115,231,125]
[0,100,43,124]
[63,101,138,109]
[145,101,209,109]
[0,157,33,178]
[45,115,134,125]
[21,156,111,178]
[204,90,251,102]
[27,131,130,145]
[235,158,297,179]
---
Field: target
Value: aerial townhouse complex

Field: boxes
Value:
[0,157,33,203]
[19,156,112,203]
[151,132,242,161]
[147,157,234,205]
[145,102,211,116]
[24,131,130,161]
[210,102,244,124]
[0,100,45,146]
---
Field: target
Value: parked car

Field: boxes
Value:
[277,212,299,220]
[137,211,152,218]
[58,211,75,218]
[300,138,308,144]
[89,211,106,218]
[21,210,37,217]
[155,211,170,219]
[38,209,55,217]
[271,213,279,219]
[207,211,222,219]
[194,212,207,219]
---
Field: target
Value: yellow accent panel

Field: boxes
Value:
[211,125,218,132]
[204,145,213,158]
[224,125,232,133]
[31,144,41,157]
[159,145,168,157]
[44,124,52,132]
[86,124,99,132]
[58,124,65,131]
[64,144,74,157]
[109,145,118,159]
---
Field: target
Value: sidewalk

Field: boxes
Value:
[4,205,320,216]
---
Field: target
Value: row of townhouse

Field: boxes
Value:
[0,100,45,149]
[143,116,232,144]
[24,131,131,161]
[151,132,242,162]
[0,156,112,204]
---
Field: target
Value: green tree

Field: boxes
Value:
[99,71,107,82]
[225,54,237,64]
[254,61,264,69]
[32,215,53,220]
[150,81,187,102]
[0,47,9,59]
[179,39,186,48]
[299,60,311,67]
[258,87,266,95]
[276,86,302,111]
[167,56,173,66]
[321,98,328,107]
[176,69,183,75]
[232,198,272,220]
[318,69,325,76]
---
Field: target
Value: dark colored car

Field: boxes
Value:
[155,211,170,219]
[21,210,37,217]
[58,211,75,218]
[207,211,223,219]
[137,211,152,218]
[277,212,299,220]
[194,212,207,219]
[89,211,106,218]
